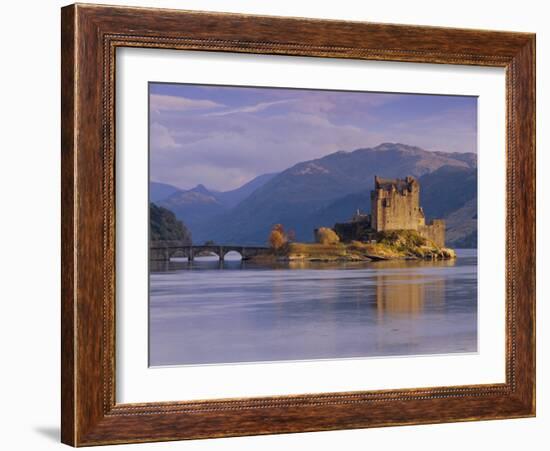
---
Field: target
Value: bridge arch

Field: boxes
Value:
[196,253,220,260]
[168,248,188,261]
[223,250,243,261]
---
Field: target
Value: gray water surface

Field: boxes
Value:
[149,249,477,366]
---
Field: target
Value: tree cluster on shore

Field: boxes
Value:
[268,224,296,250]
[150,203,192,243]
[266,223,455,261]
[315,227,340,245]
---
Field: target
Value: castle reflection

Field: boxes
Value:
[373,258,455,320]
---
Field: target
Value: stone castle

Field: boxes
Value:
[332,176,446,247]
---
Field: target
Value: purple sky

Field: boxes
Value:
[149,83,477,191]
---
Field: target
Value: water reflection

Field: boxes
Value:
[376,274,427,318]
[149,250,476,366]
[375,273,447,319]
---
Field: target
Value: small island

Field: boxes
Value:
[258,176,456,262]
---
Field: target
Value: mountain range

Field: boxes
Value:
[153,173,278,233]
[151,143,477,247]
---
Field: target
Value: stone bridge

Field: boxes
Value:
[149,241,272,261]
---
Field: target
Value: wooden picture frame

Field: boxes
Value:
[61,3,535,446]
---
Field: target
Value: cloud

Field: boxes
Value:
[384,108,477,153]
[149,85,476,190]
[150,122,180,150]
[150,94,223,113]
[205,99,296,117]
[150,110,382,190]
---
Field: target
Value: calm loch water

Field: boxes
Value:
[149,249,477,366]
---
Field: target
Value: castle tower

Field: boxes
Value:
[371,176,425,231]
[369,175,446,247]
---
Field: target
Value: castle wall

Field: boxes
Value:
[418,219,446,248]
[371,186,425,231]
[333,220,373,243]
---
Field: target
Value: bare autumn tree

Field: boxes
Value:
[268,224,287,250]
[273,224,285,234]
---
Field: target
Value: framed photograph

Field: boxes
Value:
[61,3,535,446]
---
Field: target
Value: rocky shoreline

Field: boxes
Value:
[252,230,456,263]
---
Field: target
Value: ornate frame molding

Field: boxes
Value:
[62,4,535,446]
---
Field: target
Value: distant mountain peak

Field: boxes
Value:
[164,190,220,205]
[293,162,330,176]
[190,184,211,194]
[149,181,184,202]
[373,142,423,152]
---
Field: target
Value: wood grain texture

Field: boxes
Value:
[60,5,76,446]
[61,3,536,446]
